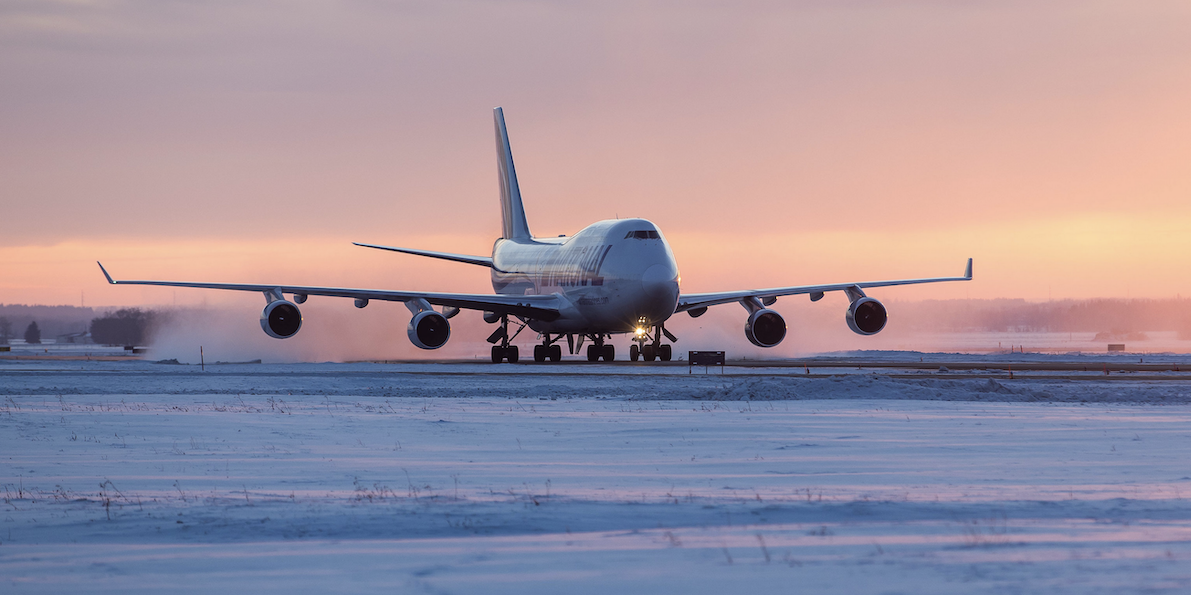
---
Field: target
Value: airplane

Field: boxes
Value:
[97,107,972,364]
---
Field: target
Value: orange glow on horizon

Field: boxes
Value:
[4,209,1191,309]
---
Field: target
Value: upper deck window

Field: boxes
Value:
[625,230,661,239]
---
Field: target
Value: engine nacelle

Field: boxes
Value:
[260,300,302,339]
[745,309,787,347]
[408,310,451,350]
[846,297,887,335]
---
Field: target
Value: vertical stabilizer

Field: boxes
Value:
[494,107,532,240]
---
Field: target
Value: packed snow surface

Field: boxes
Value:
[3,358,1191,593]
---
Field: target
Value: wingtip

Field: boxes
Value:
[964,258,973,279]
[97,261,115,284]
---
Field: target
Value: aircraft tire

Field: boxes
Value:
[586,345,600,362]
[629,344,639,361]
[507,345,519,363]
[602,345,615,362]
[643,345,656,362]
[659,344,672,361]
[533,345,546,362]
[549,345,562,362]
[491,346,503,363]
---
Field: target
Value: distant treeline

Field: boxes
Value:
[0,304,94,339]
[892,298,1191,336]
[0,304,165,345]
[90,308,159,346]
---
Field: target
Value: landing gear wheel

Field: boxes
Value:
[630,344,640,361]
[492,345,519,363]
[642,344,656,362]
[602,345,615,362]
[586,344,600,362]
[533,345,546,362]
[549,345,562,362]
[659,344,672,361]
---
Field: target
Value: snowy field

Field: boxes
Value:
[4,358,1191,593]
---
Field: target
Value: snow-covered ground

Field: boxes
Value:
[3,358,1191,593]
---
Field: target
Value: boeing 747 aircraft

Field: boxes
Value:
[98,108,972,363]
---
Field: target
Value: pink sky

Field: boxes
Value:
[3,1,1191,308]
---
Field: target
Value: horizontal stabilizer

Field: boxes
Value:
[353,243,494,268]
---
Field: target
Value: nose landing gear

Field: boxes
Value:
[630,324,675,362]
[632,343,672,362]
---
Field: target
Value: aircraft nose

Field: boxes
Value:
[641,263,680,306]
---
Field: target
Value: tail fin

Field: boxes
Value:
[494,107,532,240]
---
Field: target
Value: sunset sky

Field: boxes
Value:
[3,1,1191,309]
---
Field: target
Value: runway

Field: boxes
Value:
[3,355,1191,593]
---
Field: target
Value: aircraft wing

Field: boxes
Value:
[96,262,560,321]
[677,258,972,313]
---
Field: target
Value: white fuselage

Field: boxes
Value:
[491,218,681,334]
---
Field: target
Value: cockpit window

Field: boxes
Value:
[625,230,660,239]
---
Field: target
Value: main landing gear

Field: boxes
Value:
[585,336,615,362]
[533,334,563,362]
[487,314,524,364]
[492,344,519,363]
[630,324,675,362]
[486,317,669,364]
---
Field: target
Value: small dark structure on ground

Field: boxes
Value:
[689,351,725,374]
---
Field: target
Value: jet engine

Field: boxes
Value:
[408,310,451,350]
[745,309,787,347]
[260,299,302,339]
[846,297,887,335]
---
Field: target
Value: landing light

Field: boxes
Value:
[635,327,646,337]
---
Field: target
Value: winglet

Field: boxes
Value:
[97,261,116,284]
[964,258,973,280]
